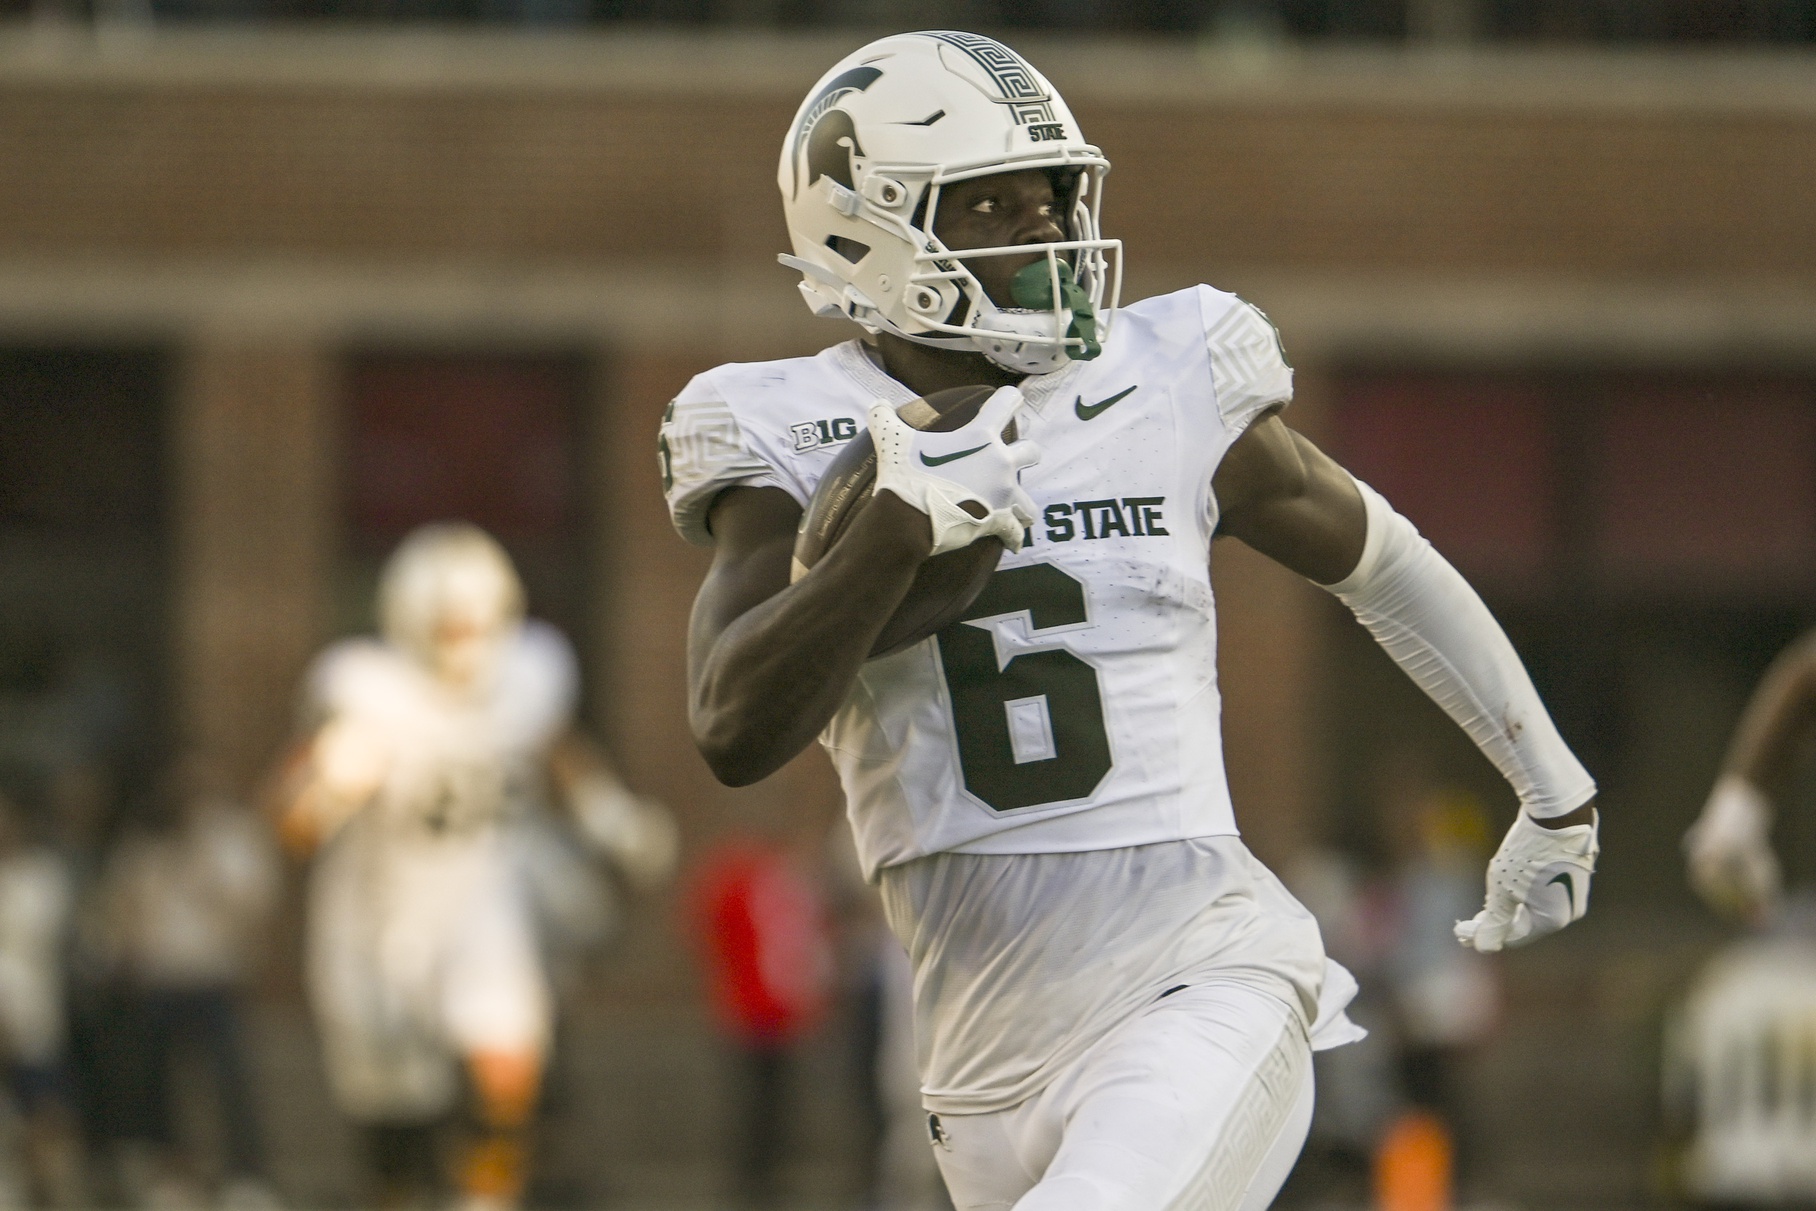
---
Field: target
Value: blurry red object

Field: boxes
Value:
[688,842,834,1043]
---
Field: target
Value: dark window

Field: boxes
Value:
[341,351,595,708]
[0,347,168,781]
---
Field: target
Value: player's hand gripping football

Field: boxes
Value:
[868,386,1041,556]
[1683,774,1780,924]
[1454,808,1599,953]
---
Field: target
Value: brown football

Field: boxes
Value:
[791,384,1014,659]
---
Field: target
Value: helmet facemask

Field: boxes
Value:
[904,163,1119,374]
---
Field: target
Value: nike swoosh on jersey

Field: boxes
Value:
[1075,385,1137,421]
[920,444,988,466]
[1547,871,1577,913]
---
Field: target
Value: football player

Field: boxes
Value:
[1684,628,1816,923]
[272,523,676,1211]
[663,32,1598,1210]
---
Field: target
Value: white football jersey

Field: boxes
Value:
[304,620,579,840]
[662,286,1293,878]
[301,624,574,1120]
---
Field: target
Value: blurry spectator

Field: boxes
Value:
[866,941,945,1211]
[1283,845,1397,1202]
[97,756,280,1210]
[689,834,834,1210]
[0,788,83,1209]
[1285,752,1500,1209]
[1375,758,1500,1144]
[44,762,128,1202]
[823,827,947,1211]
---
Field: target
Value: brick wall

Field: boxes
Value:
[6,26,1813,903]
[4,24,1810,916]
[3,37,1814,279]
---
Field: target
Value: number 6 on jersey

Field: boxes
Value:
[934,563,1114,811]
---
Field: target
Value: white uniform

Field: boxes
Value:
[301,621,575,1122]
[0,851,71,1067]
[663,287,1361,1208]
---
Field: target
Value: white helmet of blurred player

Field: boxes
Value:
[777,31,1121,376]
[378,523,524,687]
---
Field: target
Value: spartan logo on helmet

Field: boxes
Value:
[789,66,883,199]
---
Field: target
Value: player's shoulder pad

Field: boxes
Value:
[660,355,829,547]
[1107,286,1218,351]
[1194,286,1293,436]
[304,637,416,722]
[489,620,580,750]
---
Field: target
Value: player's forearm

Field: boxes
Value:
[1721,639,1816,792]
[1322,480,1595,818]
[689,498,929,786]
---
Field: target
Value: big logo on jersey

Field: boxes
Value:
[790,417,860,452]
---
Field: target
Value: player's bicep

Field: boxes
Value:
[1212,415,1365,586]
[686,486,804,665]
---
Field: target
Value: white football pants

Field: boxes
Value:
[930,980,1313,1211]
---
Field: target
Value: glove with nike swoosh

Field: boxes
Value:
[1454,808,1599,953]
[868,386,1041,556]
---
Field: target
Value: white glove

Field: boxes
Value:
[868,386,1041,556]
[1684,774,1779,922]
[572,777,679,892]
[1455,809,1598,953]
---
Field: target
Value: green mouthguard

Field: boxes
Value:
[1009,261,1102,361]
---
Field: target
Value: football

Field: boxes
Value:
[791,384,1014,659]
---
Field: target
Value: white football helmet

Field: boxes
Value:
[777,31,1122,376]
[378,522,525,687]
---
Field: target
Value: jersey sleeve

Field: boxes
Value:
[493,620,580,752]
[659,373,791,547]
[1200,290,1294,437]
[300,638,383,726]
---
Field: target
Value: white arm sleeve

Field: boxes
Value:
[1321,479,1596,818]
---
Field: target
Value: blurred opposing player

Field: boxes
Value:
[1684,629,1816,924]
[1676,630,1816,1197]
[665,32,1599,1210]
[273,523,676,1211]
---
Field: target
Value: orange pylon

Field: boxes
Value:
[1374,1110,1454,1211]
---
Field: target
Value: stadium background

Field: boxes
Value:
[2,7,1814,1205]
